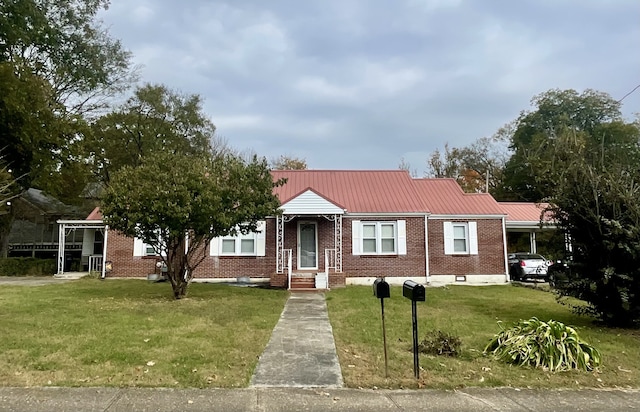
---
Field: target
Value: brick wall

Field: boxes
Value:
[106,220,278,279]
[342,216,427,279]
[428,218,505,276]
[105,216,506,284]
[105,231,158,277]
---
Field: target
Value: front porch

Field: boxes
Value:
[272,188,345,290]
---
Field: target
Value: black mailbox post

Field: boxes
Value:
[402,280,426,379]
[373,278,390,378]
[373,278,390,299]
[402,280,425,302]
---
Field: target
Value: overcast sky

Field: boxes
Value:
[100,0,640,172]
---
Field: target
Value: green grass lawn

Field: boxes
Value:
[326,285,640,390]
[0,279,288,388]
[2,279,638,390]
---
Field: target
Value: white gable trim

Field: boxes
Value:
[280,189,344,215]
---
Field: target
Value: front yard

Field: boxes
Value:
[0,279,638,390]
[0,279,288,388]
[326,285,640,389]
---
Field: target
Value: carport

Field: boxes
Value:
[499,202,556,253]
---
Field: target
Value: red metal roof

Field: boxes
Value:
[271,170,426,213]
[272,170,507,215]
[499,202,553,223]
[86,207,102,220]
[412,178,505,215]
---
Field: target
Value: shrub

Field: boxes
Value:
[418,330,461,357]
[484,317,601,372]
[0,258,56,276]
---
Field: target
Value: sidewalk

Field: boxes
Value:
[1,386,639,411]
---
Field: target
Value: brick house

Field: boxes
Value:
[82,170,517,289]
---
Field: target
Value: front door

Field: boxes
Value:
[298,221,318,270]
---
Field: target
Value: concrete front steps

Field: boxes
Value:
[289,273,327,291]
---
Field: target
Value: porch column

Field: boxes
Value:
[530,231,537,254]
[57,223,65,275]
[276,215,285,273]
[101,226,109,279]
[334,214,343,272]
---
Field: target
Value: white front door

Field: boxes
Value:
[298,221,318,269]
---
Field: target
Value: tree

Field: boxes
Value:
[425,135,510,194]
[0,0,133,114]
[505,88,640,327]
[270,155,307,170]
[102,152,284,299]
[89,84,219,184]
[398,158,418,177]
[0,0,133,255]
[497,89,621,201]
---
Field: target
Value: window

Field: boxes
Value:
[352,220,406,255]
[145,244,157,256]
[219,233,256,255]
[443,221,478,255]
[210,221,266,257]
[133,237,163,257]
[453,224,468,253]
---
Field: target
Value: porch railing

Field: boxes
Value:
[88,255,103,273]
[282,249,292,289]
[325,248,337,273]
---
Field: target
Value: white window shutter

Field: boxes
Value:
[133,237,144,257]
[210,238,220,256]
[397,220,407,255]
[256,220,266,257]
[443,222,454,255]
[469,221,478,255]
[352,220,361,255]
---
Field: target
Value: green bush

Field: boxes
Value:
[0,258,56,276]
[418,330,461,357]
[484,317,601,372]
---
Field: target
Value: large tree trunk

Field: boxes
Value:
[166,236,191,299]
[0,211,15,258]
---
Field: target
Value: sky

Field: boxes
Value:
[99,0,640,172]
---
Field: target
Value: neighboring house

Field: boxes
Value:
[8,189,87,270]
[94,170,516,288]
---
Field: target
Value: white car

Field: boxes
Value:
[508,253,551,281]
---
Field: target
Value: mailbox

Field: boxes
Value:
[373,278,390,299]
[402,280,425,302]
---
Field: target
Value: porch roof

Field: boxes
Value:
[280,188,345,215]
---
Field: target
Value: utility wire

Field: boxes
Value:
[618,83,640,103]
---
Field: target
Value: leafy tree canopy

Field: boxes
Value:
[102,151,284,299]
[425,133,510,194]
[497,89,622,201]
[89,84,219,184]
[270,155,307,170]
[503,88,640,327]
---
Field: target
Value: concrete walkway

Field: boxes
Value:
[250,292,344,388]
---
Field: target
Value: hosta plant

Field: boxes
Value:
[484,317,602,372]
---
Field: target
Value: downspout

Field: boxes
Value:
[101,225,109,280]
[502,217,509,282]
[424,214,430,284]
